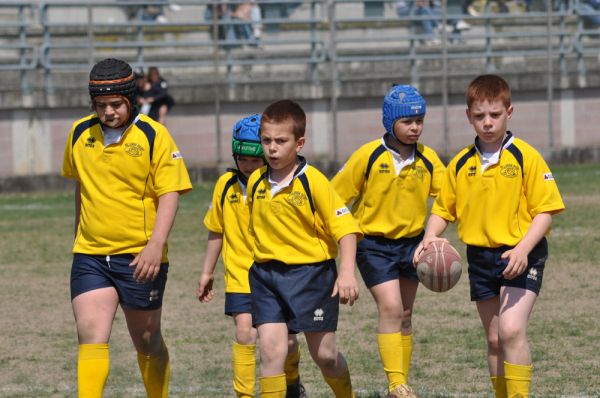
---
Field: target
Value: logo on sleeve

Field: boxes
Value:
[171,151,183,160]
[85,136,96,148]
[468,165,477,176]
[256,188,267,199]
[543,172,554,181]
[335,207,350,217]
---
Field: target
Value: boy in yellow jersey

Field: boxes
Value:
[61,58,192,398]
[331,85,445,398]
[196,114,306,398]
[414,74,565,398]
[247,99,362,398]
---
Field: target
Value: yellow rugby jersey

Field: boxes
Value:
[62,113,192,261]
[247,158,362,265]
[204,170,254,293]
[432,132,565,248]
[331,137,445,239]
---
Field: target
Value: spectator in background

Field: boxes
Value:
[139,67,175,125]
[577,0,600,27]
[204,2,261,45]
[396,0,440,45]
[121,1,182,23]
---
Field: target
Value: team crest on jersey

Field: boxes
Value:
[124,143,144,157]
[379,163,391,174]
[287,191,307,207]
[413,165,426,180]
[256,188,266,199]
[543,172,554,181]
[468,165,477,176]
[500,164,519,178]
[171,151,183,160]
[228,192,239,204]
[85,136,96,148]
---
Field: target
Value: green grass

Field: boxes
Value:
[1,164,599,397]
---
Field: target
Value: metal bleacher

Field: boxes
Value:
[2,0,600,101]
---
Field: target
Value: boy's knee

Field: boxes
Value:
[287,335,300,353]
[499,323,524,347]
[315,353,338,371]
[378,301,403,322]
[235,325,258,345]
[132,330,163,355]
[400,308,413,330]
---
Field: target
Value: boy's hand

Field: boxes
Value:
[412,236,449,266]
[501,247,529,280]
[332,272,359,306]
[130,240,163,283]
[197,273,215,302]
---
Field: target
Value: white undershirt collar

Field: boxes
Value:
[381,136,416,175]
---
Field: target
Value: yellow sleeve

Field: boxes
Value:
[314,171,363,243]
[61,123,79,180]
[431,160,458,223]
[151,127,192,197]
[331,146,369,206]
[203,175,227,234]
[524,152,565,217]
[428,149,446,198]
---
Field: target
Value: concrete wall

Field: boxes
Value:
[2,86,600,184]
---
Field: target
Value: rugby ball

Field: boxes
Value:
[416,241,463,292]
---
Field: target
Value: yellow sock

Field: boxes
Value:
[491,375,508,398]
[284,346,301,385]
[232,342,256,397]
[78,343,109,398]
[259,374,287,398]
[400,334,413,383]
[504,361,532,398]
[377,332,406,390]
[137,339,170,398]
[323,368,355,398]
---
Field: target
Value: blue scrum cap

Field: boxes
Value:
[232,113,264,158]
[382,84,426,133]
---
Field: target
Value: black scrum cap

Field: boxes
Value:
[89,58,137,105]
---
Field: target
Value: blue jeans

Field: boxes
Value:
[396,2,438,37]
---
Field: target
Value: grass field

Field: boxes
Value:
[1,163,599,397]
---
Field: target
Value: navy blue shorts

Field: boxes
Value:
[467,238,548,301]
[70,253,168,310]
[249,259,339,333]
[225,292,252,316]
[356,234,422,288]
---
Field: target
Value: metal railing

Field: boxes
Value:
[3,1,598,92]
[2,0,600,156]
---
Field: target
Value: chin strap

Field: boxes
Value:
[229,159,248,186]
[384,132,413,154]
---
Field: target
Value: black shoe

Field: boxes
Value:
[286,378,307,398]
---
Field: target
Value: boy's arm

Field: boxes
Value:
[197,231,224,302]
[501,212,552,280]
[332,233,359,306]
[130,191,179,282]
[413,214,450,264]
